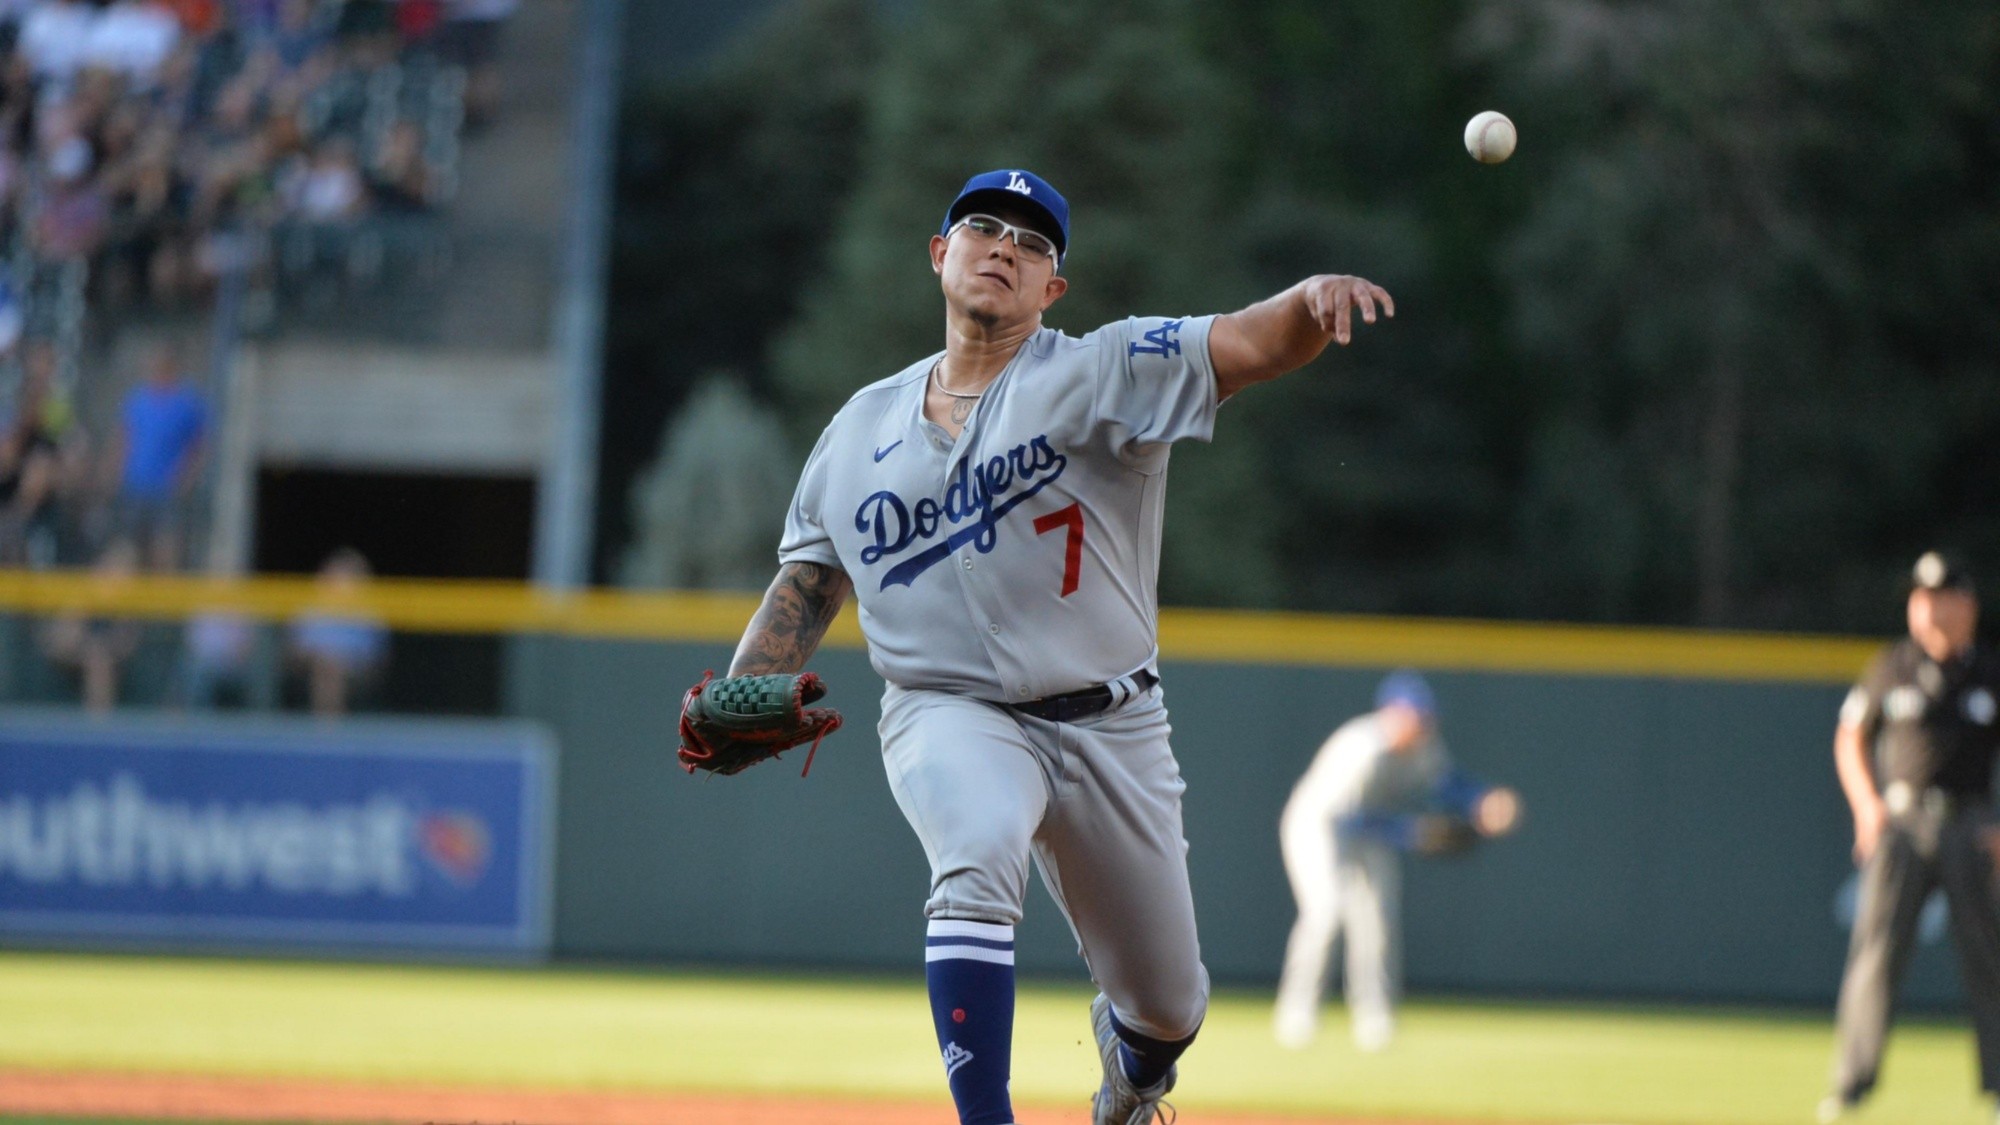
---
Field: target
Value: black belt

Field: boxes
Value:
[1009,670,1158,724]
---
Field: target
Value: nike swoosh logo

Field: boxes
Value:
[873,441,903,462]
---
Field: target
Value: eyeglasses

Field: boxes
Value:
[949,213,1060,266]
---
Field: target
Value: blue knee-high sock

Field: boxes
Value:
[926,920,1015,1125]
[1109,1009,1199,1090]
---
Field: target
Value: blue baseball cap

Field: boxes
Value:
[941,169,1070,262]
[1374,670,1436,717]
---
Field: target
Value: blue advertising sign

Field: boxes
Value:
[0,710,554,957]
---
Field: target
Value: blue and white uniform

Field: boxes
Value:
[1275,693,1489,1051]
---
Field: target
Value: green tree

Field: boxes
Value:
[1177,0,1528,614]
[773,0,1249,414]
[609,0,2000,632]
[1472,0,2000,629]
[600,0,876,581]
[620,375,798,590]
[770,0,1317,602]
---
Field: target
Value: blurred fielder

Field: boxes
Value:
[1274,670,1519,1052]
[1822,552,2000,1123]
[677,168,1393,1125]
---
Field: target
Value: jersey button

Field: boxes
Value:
[962,556,973,570]
[1017,686,1030,697]
[988,623,1001,634]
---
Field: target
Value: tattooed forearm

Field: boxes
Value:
[727,562,853,676]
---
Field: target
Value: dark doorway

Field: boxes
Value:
[255,469,535,579]
[254,468,537,716]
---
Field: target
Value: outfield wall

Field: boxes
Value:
[0,571,1963,1007]
[502,624,1957,1009]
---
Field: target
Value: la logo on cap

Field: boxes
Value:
[1005,171,1032,195]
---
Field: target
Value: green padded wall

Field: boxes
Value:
[508,637,1959,1007]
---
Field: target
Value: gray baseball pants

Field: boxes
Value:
[1830,796,2000,1101]
[879,682,1210,1041]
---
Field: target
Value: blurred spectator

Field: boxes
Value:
[0,340,80,566]
[285,135,366,223]
[397,0,445,45]
[104,342,207,571]
[81,1,183,89]
[0,0,36,37]
[35,132,109,261]
[269,0,332,73]
[94,101,146,179]
[0,53,33,162]
[160,0,223,36]
[21,334,83,434]
[41,536,143,712]
[0,265,23,354]
[181,608,256,708]
[0,143,21,233]
[0,0,500,330]
[366,119,432,212]
[231,0,285,40]
[19,0,95,89]
[334,0,404,59]
[287,546,387,717]
[275,133,368,292]
[98,122,184,305]
[443,0,517,127]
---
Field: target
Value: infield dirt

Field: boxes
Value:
[0,1068,1443,1125]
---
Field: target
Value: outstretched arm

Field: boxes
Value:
[727,561,853,676]
[1433,768,1523,837]
[1834,720,1884,866]
[1207,274,1395,401]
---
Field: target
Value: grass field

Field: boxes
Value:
[0,950,1993,1125]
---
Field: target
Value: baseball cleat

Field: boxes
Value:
[1273,1006,1315,1050]
[1090,992,1176,1125]
[1352,1013,1394,1054]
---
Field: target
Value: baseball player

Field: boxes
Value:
[1821,552,2000,1124]
[1273,670,1519,1052]
[682,169,1393,1125]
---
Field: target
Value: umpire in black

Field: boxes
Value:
[1822,551,2000,1122]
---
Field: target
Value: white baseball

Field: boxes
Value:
[1464,111,1516,164]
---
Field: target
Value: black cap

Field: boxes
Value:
[1911,551,1976,594]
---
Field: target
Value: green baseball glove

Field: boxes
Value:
[676,670,843,777]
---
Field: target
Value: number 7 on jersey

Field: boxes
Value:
[1033,502,1084,597]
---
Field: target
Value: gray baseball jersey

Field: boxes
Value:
[779,315,1219,700]
[779,313,1221,1045]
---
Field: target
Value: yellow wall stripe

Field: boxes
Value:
[0,569,1875,684]
[1156,608,1874,683]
